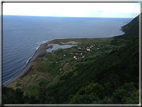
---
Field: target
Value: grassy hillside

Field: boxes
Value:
[46,36,139,104]
[111,12,140,45]
[4,37,116,97]
[2,13,140,104]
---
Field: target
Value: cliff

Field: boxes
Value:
[2,13,140,104]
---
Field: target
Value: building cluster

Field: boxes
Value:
[52,43,104,71]
[73,52,84,60]
[77,43,100,52]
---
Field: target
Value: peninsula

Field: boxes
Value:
[2,13,140,104]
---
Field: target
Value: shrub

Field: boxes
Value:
[69,94,99,104]
[104,82,114,96]
[2,95,9,104]
[126,91,139,104]
[85,83,105,99]
[111,88,127,103]
[77,83,105,99]
[111,82,137,104]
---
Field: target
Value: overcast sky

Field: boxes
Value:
[3,3,141,18]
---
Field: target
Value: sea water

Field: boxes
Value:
[46,44,77,52]
[3,15,132,84]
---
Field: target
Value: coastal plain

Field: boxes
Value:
[6,37,120,96]
[2,13,140,104]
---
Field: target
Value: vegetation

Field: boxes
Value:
[2,13,140,104]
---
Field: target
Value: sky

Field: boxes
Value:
[3,3,141,18]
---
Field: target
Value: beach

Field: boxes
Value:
[4,41,51,86]
[3,16,129,85]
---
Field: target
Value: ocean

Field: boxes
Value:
[3,15,132,84]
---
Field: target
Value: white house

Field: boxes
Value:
[73,56,77,60]
[86,48,91,51]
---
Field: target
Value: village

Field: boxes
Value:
[42,41,106,73]
[30,37,116,78]
[6,37,120,97]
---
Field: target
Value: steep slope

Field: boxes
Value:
[46,14,140,104]
[47,36,139,104]
[110,13,140,45]
[2,13,140,104]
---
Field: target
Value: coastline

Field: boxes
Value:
[3,37,112,86]
[4,41,51,86]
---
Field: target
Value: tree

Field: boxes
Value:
[37,81,48,103]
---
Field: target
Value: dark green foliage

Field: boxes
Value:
[16,83,21,86]
[104,82,114,96]
[2,95,9,104]
[69,94,99,104]
[46,16,139,103]
[2,85,38,104]
[111,82,138,104]
[122,14,139,34]
[69,83,105,104]
[126,92,139,104]
[110,13,140,46]
[79,83,105,99]
[37,81,48,103]
[59,70,74,81]
[3,13,140,104]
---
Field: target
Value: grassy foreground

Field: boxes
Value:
[2,13,140,104]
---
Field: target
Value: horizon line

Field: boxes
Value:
[2,15,134,18]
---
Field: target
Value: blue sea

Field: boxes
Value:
[3,15,132,84]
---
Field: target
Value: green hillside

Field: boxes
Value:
[2,14,140,104]
[48,36,139,104]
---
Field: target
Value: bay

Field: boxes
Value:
[3,15,132,84]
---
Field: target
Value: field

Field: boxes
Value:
[6,37,120,97]
[3,13,140,104]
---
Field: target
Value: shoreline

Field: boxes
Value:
[3,37,111,86]
[4,41,51,86]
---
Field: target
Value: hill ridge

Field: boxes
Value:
[2,13,140,104]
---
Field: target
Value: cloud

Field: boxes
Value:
[3,3,141,18]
